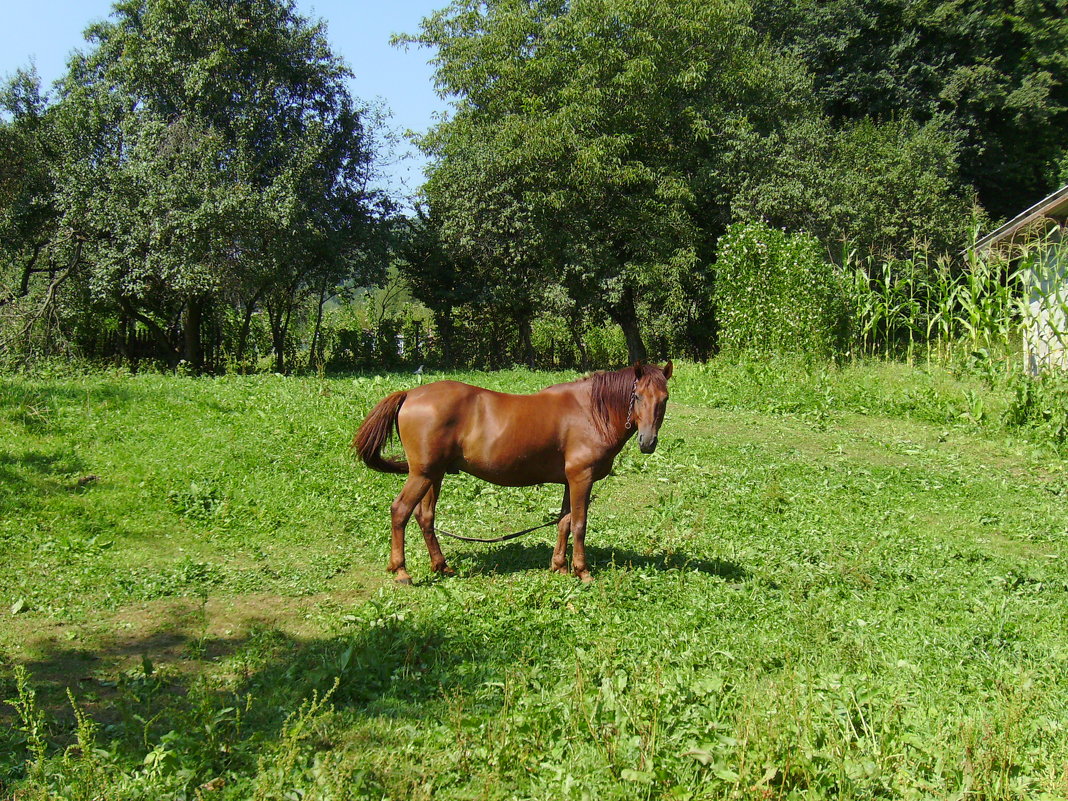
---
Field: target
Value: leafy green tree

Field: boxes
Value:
[729,116,981,257]
[0,69,57,307]
[405,0,813,362]
[394,207,479,367]
[0,68,82,357]
[418,140,549,364]
[2,0,386,371]
[751,0,1068,219]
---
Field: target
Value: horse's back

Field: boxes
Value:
[401,379,573,416]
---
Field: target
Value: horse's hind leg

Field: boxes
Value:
[551,485,571,574]
[414,475,453,576]
[389,474,434,585]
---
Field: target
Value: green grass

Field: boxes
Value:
[1,361,1067,799]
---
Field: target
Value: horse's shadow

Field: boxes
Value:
[453,540,747,581]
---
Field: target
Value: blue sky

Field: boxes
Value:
[0,0,449,200]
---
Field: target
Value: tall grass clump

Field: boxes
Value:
[714,222,849,357]
[1004,370,1068,445]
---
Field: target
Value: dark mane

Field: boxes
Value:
[584,364,667,436]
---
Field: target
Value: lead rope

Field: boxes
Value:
[436,516,563,543]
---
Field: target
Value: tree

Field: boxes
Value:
[751,0,1068,219]
[0,69,55,306]
[728,115,981,258]
[2,0,387,371]
[0,68,83,357]
[405,0,813,362]
[394,207,478,367]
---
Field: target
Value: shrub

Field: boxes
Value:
[729,117,980,258]
[714,222,848,356]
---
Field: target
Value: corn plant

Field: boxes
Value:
[847,252,933,361]
[844,225,1067,376]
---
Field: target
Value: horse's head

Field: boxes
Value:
[631,360,672,453]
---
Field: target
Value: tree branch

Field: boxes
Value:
[116,295,180,366]
[13,240,82,345]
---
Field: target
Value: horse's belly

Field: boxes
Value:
[456,451,566,487]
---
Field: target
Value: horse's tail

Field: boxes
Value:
[352,391,409,474]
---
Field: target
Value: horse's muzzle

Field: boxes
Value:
[638,435,658,453]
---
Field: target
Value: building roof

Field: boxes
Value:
[973,184,1068,252]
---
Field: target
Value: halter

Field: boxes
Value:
[624,379,638,429]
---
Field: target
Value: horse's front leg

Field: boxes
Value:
[389,473,433,585]
[566,469,594,583]
[551,484,571,574]
[415,475,454,576]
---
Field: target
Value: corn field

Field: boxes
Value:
[846,230,1068,375]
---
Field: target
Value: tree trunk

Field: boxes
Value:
[117,313,130,365]
[183,296,204,371]
[16,242,78,339]
[568,307,589,369]
[118,297,179,367]
[519,315,536,369]
[16,244,43,300]
[435,307,454,367]
[1,242,44,309]
[279,299,293,373]
[211,312,223,373]
[307,283,328,371]
[272,331,286,373]
[267,300,286,374]
[236,288,264,370]
[266,290,294,375]
[608,285,647,363]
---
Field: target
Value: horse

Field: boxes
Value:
[353,361,673,584]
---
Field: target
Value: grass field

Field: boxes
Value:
[2,360,1067,800]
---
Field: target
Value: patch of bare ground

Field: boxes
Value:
[1,576,389,720]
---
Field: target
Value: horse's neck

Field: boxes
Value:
[583,381,635,451]
[605,423,636,455]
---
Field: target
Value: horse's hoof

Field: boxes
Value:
[578,572,594,584]
[441,567,456,577]
[395,577,413,586]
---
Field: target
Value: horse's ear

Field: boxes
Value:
[663,360,673,380]
[632,361,645,378]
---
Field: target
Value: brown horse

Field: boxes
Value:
[353,361,673,583]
